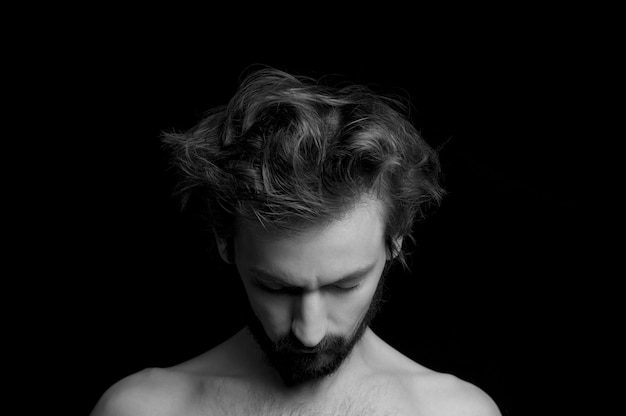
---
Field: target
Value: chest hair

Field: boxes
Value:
[197,378,407,416]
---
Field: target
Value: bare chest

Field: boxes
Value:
[190,378,417,416]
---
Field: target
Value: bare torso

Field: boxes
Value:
[91,328,500,416]
[180,371,419,415]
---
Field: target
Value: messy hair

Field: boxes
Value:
[162,68,445,269]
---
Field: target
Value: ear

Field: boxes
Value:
[216,237,232,264]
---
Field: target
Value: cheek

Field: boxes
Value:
[245,286,293,341]
[328,278,380,332]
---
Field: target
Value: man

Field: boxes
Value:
[91,68,501,415]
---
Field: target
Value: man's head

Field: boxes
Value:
[162,67,444,385]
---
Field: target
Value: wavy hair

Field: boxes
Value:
[162,68,445,269]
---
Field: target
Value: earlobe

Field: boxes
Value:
[216,238,232,264]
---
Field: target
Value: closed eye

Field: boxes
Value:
[328,283,361,293]
[249,262,375,296]
[256,283,361,295]
[256,284,293,295]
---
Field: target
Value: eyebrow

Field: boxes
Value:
[249,262,377,288]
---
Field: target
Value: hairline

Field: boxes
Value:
[231,192,392,240]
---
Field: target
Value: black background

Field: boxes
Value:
[18,13,607,416]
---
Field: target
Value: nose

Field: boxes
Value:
[291,291,327,348]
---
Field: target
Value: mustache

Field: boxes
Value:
[273,332,345,354]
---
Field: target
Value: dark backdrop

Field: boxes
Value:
[31,25,595,416]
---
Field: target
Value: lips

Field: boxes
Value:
[295,347,323,353]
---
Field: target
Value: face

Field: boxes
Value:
[226,198,396,387]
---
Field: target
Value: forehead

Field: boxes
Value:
[233,198,387,284]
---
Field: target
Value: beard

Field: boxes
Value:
[243,270,388,387]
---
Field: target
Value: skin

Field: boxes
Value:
[91,197,501,416]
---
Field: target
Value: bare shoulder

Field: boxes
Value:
[406,371,502,416]
[368,332,501,415]
[90,367,193,416]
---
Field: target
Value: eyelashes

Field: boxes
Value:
[256,283,361,295]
